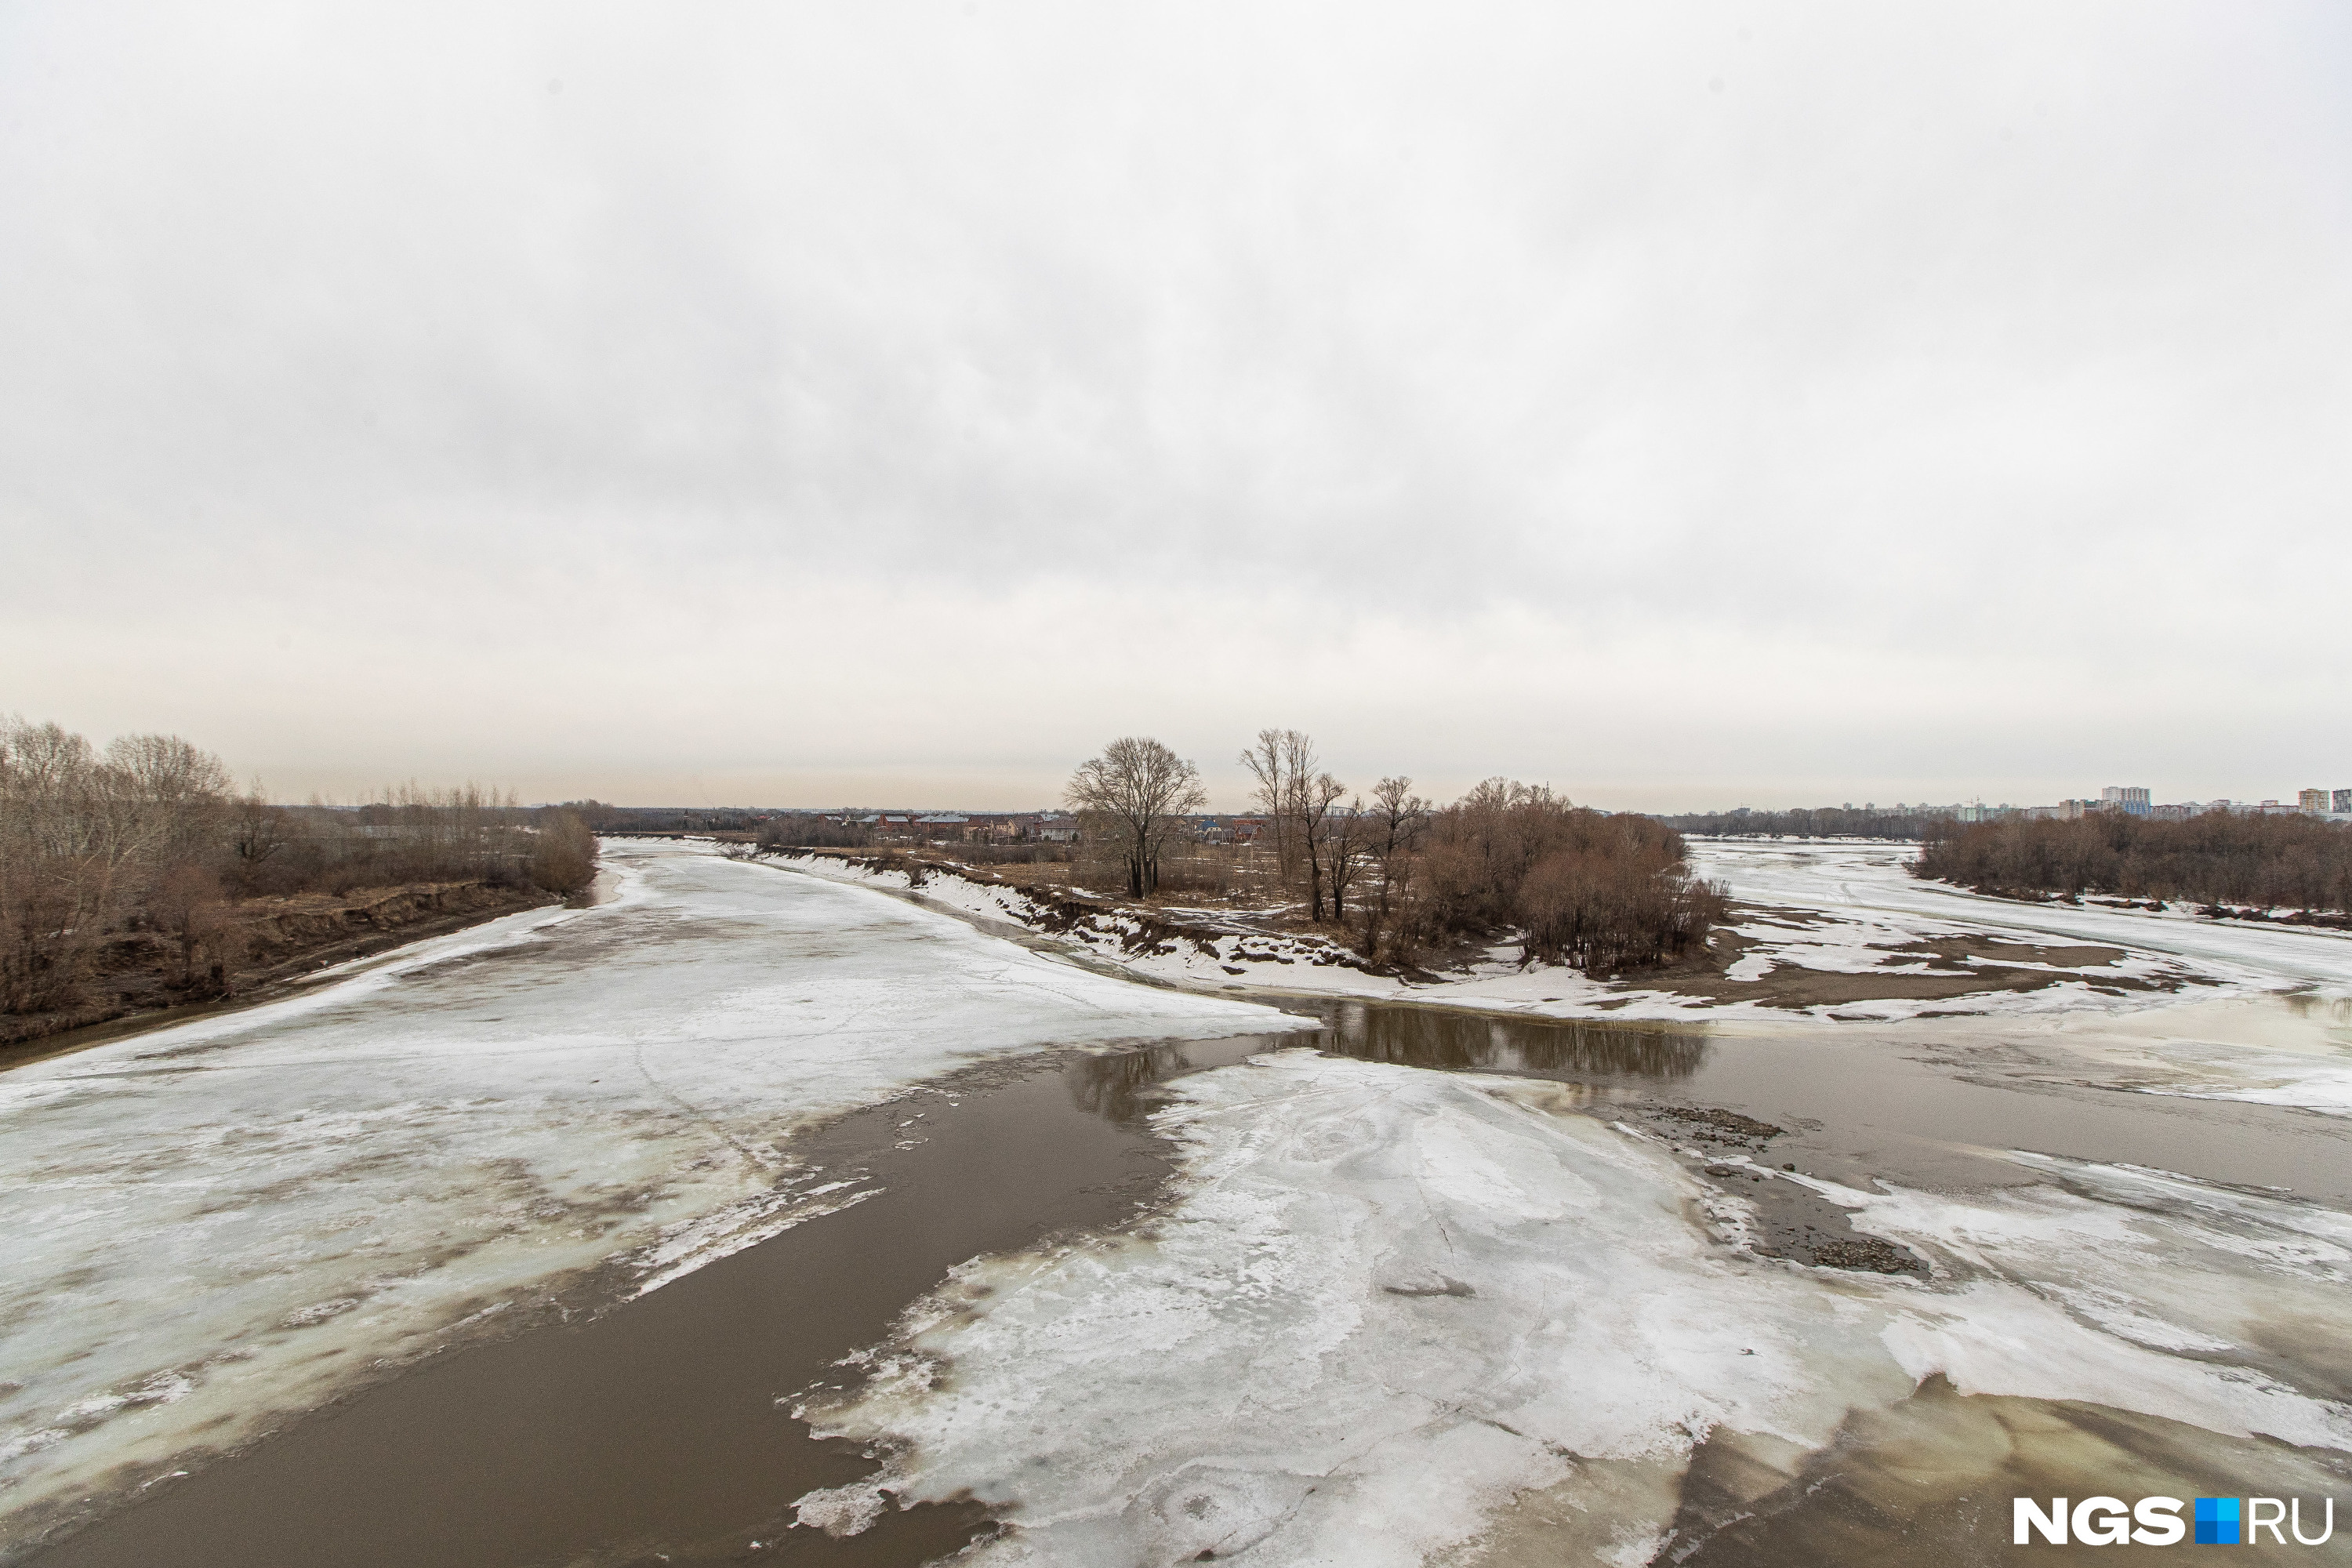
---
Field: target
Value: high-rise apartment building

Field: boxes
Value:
[2301,789,2331,814]
[2336,789,2352,814]
[2101,786,2152,818]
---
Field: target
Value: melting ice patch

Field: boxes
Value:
[0,839,1301,1545]
[2154,1054,2352,1117]
[629,1173,884,1298]
[1690,838,2352,1001]
[797,1052,2352,1565]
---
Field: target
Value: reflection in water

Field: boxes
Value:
[1065,1002,1708,1123]
[1308,999,1708,1080]
[1064,1035,1286,1122]
[2281,991,2352,1025]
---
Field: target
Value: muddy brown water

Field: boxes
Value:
[15,1034,1289,1568]
[20,1000,2352,1567]
[1287,995,2352,1202]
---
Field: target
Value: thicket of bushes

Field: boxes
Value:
[1915,812,2352,913]
[1,717,597,1016]
[788,765,1728,979]
[1414,781,1726,973]
[1206,729,1727,975]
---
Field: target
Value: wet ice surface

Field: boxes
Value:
[1693,837,2352,1000]
[789,840,2352,1120]
[0,839,1300,1541]
[798,1052,2352,1566]
[1690,840,2352,1120]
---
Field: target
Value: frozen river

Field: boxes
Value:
[0,840,1295,1558]
[1693,836,2352,997]
[6,838,2351,1566]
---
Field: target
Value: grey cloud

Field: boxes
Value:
[3,2,2347,806]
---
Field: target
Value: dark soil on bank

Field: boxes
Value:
[1624,903,2180,1011]
[1,881,560,1062]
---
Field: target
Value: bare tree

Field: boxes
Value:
[1299,771,1346,921]
[228,779,289,888]
[1,718,104,1012]
[1240,728,1316,900]
[1066,737,1207,898]
[1324,794,1367,928]
[151,862,238,992]
[103,733,233,867]
[1362,776,1431,960]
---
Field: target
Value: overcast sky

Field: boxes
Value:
[4,2,2347,811]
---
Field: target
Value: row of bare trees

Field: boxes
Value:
[1065,731,1725,974]
[1236,729,1436,959]
[2,717,597,1018]
[2,723,238,1012]
[1917,812,2352,912]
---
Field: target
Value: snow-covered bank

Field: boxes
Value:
[770,846,2352,1120]
[768,848,1390,983]
[797,1051,2352,1565]
[772,845,2230,1022]
[1695,837,2352,1000]
[0,839,1303,1545]
[1695,840,2352,1116]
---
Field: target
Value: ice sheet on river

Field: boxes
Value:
[1695,838,2352,1002]
[1696,842,2352,1112]
[799,1051,2352,1566]
[0,840,1300,1541]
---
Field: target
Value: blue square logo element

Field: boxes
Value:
[2195,1497,2241,1545]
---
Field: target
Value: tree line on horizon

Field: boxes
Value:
[1064,731,1726,975]
[1915,811,2352,913]
[0,717,599,1019]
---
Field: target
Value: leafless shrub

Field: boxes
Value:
[533,811,601,892]
[1409,780,1724,975]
